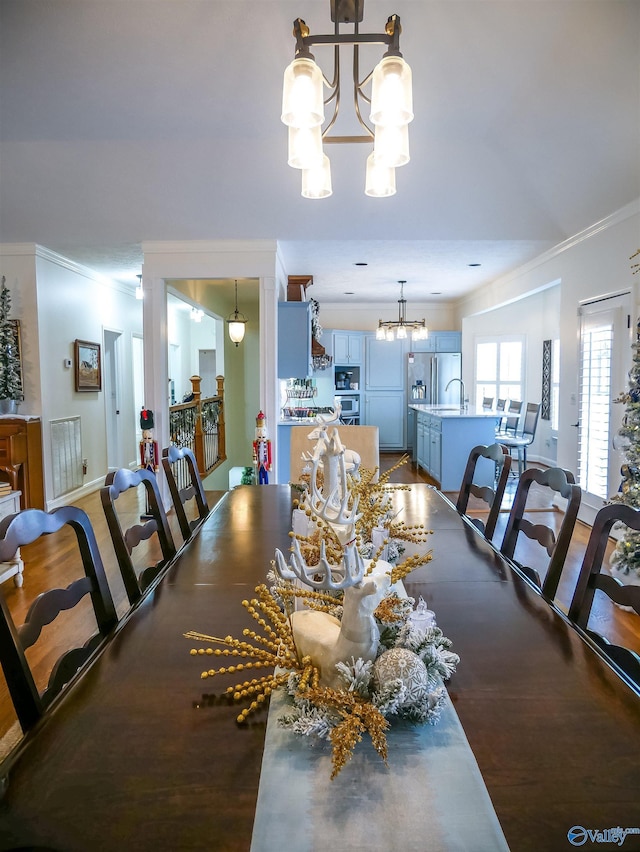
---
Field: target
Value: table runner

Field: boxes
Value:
[250,684,509,852]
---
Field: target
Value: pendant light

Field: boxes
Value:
[227,280,247,347]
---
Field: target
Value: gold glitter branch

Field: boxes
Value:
[302,685,389,778]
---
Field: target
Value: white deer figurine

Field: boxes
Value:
[290,570,391,689]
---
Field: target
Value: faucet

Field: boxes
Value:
[445,377,467,409]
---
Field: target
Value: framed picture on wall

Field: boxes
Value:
[74,339,102,392]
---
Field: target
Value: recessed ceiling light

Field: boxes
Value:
[344,291,355,295]
[468,263,481,267]
[354,262,368,266]
[431,291,442,295]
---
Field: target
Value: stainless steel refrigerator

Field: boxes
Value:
[408,352,462,405]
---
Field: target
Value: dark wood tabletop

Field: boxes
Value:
[0,484,639,852]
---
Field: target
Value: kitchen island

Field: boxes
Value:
[409,404,499,491]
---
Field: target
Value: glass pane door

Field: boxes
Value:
[577,297,630,522]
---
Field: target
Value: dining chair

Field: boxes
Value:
[495,398,507,432]
[482,396,494,410]
[496,399,522,437]
[0,506,118,732]
[568,503,640,686]
[101,467,177,606]
[161,445,210,542]
[500,466,581,601]
[499,402,541,476]
[456,443,511,541]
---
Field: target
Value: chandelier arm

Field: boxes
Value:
[322,45,341,136]
[352,45,375,137]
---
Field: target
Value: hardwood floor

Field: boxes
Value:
[0,455,638,747]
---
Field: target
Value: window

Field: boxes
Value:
[578,314,614,500]
[475,337,525,406]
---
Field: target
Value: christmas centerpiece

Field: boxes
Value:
[186,418,458,777]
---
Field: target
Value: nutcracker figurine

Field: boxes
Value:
[252,410,272,485]
[139,408,159,473]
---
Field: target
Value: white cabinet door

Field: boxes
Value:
[365,336,405,391]
[365,392,405,448]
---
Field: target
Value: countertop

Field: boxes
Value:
[408,403,498,419]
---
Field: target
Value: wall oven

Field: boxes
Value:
[337,394,360,424]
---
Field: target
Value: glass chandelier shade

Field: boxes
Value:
[365,152,396,198]
[281,57,325,129]
[370,56,414,128]
[373,122,410,168]
[288,125,324,170]
[302,154,332,199]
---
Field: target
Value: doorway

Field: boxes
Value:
[103,329,123,471]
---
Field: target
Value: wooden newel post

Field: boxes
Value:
[216,375,226,465]
[190,376,205,473]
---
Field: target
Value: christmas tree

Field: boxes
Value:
[0,276,23,403]
[609,249,640,578]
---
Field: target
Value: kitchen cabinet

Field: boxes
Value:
[412,405,496,490]
[333,331,363,365]
[278,302,312,378]
[364,392,405,449]
[364,335,404,391]
[434,332,462,352]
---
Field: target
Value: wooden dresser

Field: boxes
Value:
[0,417,44,509]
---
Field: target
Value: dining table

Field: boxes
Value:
[0,483,639,852]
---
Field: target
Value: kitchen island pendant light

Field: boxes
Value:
[376,281,428,342]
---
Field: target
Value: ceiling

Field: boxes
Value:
[1,0,638,306]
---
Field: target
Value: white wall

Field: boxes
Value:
[462,285,560,465]
[35,248,142,504]
[458,200,640,481]
[319,300,457,333]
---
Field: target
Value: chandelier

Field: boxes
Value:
[376,281,428,341]
[281,0,413,199]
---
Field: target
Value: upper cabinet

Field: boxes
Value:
[278,302,312,378]
[434,331,461,352]
[333,331,363,365]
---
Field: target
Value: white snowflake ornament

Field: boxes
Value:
[372,647,429,709]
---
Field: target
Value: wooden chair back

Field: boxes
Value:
[101,467,177,606]
[289,424,380,484]
[568,503,640,686]
[500,466,581,601]
[161,445,210,542]
[0,506,118,732]
[456,443,511,541]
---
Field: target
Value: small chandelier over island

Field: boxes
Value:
[281,0,413,199]
[376,280,428,341]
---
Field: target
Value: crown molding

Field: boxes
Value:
[455,198,640,314]
[0,243,136,298]
[142,239,278,256]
